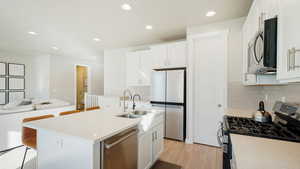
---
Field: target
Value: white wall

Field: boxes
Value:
[0,52,51,99]
[49,55,104,104]
[0,51,104,104]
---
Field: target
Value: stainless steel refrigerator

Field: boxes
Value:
[150,69,186,141]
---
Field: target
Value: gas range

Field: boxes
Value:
[224,116,300,143]
[220,102,300,169]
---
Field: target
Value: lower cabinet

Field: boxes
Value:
[152,123,164,161]
[138,123,164,169]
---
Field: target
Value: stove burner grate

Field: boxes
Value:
[225,116,300,142]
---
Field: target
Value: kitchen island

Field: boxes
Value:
[23,108,164,169]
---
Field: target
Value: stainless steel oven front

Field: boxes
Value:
[217,121,232,169]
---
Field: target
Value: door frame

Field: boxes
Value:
[74,64,91,108]
[186,30,229,144]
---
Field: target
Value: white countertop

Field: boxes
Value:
[231,134,300,169]
[24,107,163,143]
[226,109,300,169]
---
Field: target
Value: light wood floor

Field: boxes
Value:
[159,139,223,169]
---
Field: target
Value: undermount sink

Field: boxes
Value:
[132,110,147,116]
[117,110,149,119]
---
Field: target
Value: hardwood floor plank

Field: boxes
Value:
[159,139,222,169]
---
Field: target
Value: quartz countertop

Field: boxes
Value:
[23,108,151,143]
[231,134,300,169]
[226,108,300,169]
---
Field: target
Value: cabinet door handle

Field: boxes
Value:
[288,47,300,71]
[155,131,158,140]
[152,133,155,141]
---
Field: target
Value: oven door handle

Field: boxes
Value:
[105,130,138,149]
[217,122,223,146]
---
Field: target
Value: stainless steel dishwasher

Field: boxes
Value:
[102,127,138,169]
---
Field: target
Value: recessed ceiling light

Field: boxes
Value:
[52,46,59,50]
[121,3,132,11]
[206,11,216,17]
[93,38,101,42]
[28,31,38,35]
[145,25,153,30]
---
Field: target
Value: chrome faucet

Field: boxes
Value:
[132,94,141,111]
[123,89,133,112]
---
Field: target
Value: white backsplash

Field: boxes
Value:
[228,81,264,110]
[261,84,300,111]
[228,82,300,113]
[128,86,151,102]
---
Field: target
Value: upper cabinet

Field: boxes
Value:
[277,0,300,82]
[243,0,300,84]
[242,0,284,85]
[126,40,187,87]
[150,41,187,69]
[167,41,187,68]
[126,50,153,86]
[151,45,168,69]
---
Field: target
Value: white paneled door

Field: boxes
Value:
[191,31,228,147]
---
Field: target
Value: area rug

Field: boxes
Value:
[151,160,182,169]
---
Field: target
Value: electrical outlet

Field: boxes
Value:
[281,97,286,102]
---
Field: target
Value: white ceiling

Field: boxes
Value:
[0,0,252,57]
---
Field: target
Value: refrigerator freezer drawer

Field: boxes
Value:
[165,105,184,141]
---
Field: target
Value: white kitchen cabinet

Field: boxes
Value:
[167,41,187,68]
[152,123,164,161]
[277,0,300,82]
[138,120,164,169]
[242,0,284,85]
[138,131,153,169]
[126,52,140,86]
[151,45,168,69]
[150,41,187,69]
[140,51,153,85]
[126,50,153,86]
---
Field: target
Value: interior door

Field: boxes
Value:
[76,65,88,110]
[192,31,227,147]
